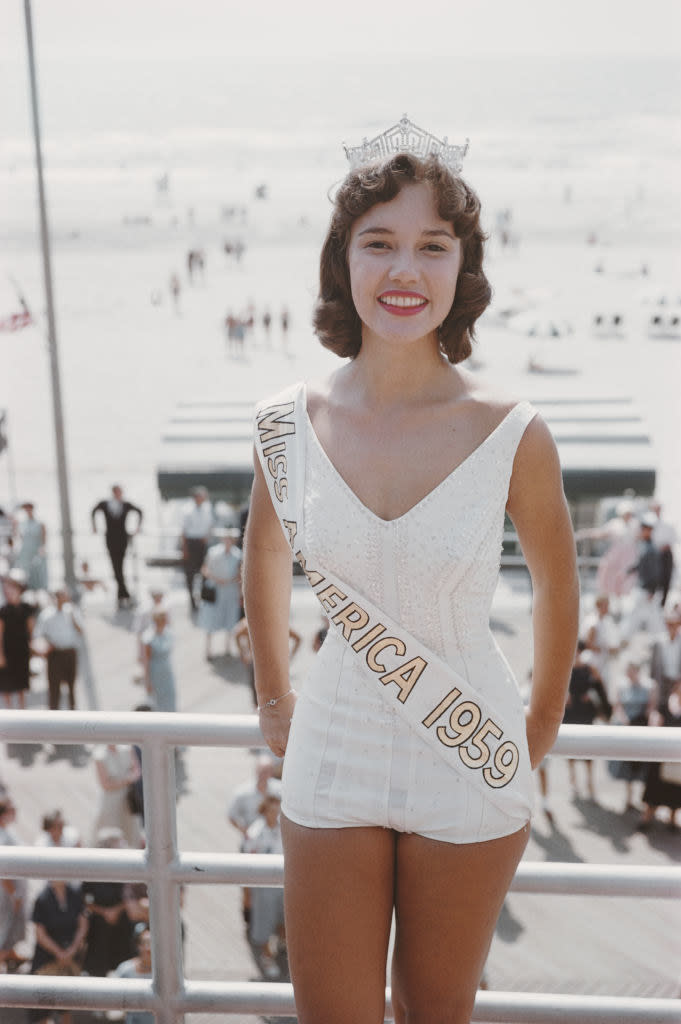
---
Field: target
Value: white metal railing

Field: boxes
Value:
[0,711,679,1023]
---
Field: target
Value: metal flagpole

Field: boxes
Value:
[23,0,77,594]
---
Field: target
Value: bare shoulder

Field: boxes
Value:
[507,410,564,515]
[458,373,527,433]
[305,369,350,420]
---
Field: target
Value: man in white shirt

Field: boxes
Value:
[181,486,213,610]
[33,587,83,709]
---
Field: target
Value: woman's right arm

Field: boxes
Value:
[243,455,297,757]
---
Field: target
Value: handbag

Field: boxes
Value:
[200,579,217,604]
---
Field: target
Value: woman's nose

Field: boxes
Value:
[388,248,419,283]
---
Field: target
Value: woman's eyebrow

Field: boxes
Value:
[356,226,456,239]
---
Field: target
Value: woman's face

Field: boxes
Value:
[347,181,461,350]
[4,581,22,604]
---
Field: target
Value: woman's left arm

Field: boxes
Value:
[506,415,580,768]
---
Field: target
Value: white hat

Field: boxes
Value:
[6,568,27,589]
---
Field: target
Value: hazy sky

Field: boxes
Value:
[4,0,681,59]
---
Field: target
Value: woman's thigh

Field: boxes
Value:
[281,815,395,1024]
[391,824,529,1024]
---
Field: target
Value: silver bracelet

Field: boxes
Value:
[257,688,295,712]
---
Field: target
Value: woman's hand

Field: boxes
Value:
[525,707,563,770]
[258,691,297,758]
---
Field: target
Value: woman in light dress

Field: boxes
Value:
[197,529,242,659]
[142,608,177,712]
[14,501,48,593]
[244,134,579,1022]
[92,743,143,848]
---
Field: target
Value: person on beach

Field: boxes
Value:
[91,485,143,610]
[243,120,579,1023]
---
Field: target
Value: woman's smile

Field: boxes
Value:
[377,290,429,315]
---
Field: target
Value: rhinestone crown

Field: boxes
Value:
[344,114,469,174]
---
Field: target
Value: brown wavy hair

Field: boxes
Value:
[313,152,491,363]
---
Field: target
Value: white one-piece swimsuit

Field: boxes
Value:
[259,384,538,845]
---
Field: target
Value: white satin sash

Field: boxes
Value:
[253,383,531,815]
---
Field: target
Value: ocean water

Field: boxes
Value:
[1,52,680,551]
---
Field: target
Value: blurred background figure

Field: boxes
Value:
[13,501,48,594]
[33,585,83,710]
[242,778,286,980]
[91,485,143,610]
[0,796,29,973]
[0,569,36,709]
[562,643,612,801]
[623,513,664,638]
[142,608,177,712]
[29,878,88,1023]
[637,678,681,832]
[575,500,639,613]
[579,594,620,698]
[197,528,242,659]
[112,925,154,1024]
[82,827,136,979]
[649,500,678,608]
[35,809,81,849]
[92,742,144,849]
[649,608,681,710]
[608,660,657,811]
[181,486,213,612]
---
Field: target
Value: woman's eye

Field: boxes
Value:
[365,240,389,250]
[424,243,446,252]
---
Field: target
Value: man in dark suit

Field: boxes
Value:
[91,485,143,608]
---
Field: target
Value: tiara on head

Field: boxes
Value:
[343,114,469,174]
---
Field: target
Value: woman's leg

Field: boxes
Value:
[281,816,395,1024]
[391,824,529,1024]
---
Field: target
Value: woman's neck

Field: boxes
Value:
[341,332,456,409]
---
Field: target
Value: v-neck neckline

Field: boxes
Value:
[303,383,524,525]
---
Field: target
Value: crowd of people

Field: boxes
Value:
[537,499,681,828]
[0,791,153,1024]
[1,477,679,1010]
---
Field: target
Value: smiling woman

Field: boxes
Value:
[313,151,491,363]
[244,119,579,1024]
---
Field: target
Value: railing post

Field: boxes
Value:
[143,733,185,1023]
